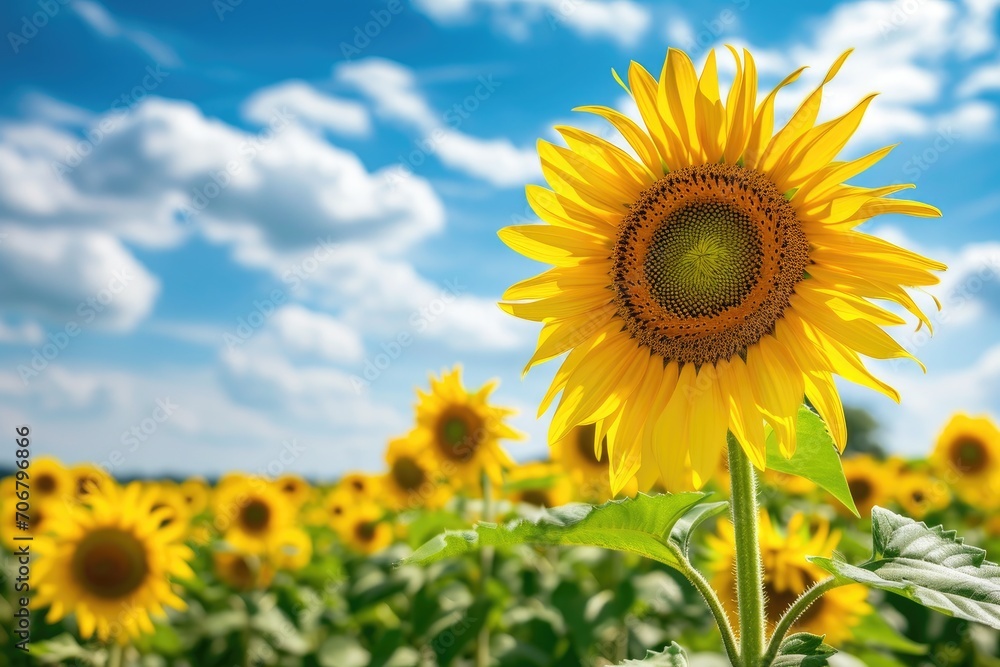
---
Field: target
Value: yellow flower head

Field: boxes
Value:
[269,527,313,571]
[930,413,1000,507]
[382,435,451,511]
[499,47,944,493]
[1,478,67,551]
[29,456,74,503]
[708,512,870,646]
[179,477,211,516]
[411,366,523,489]
[504,461,574,508]
[147,482,191,539]
[840,455,890,518]
[335,502,392,555]
[69,463,114,500]
[213,477,294,554]
[339,471,380,499]
[33,482,193,644]
[275,473,312,508]
[894,470,950,520]
[213,551,274,591]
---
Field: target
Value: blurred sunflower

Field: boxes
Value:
[382,435,449,511]
[1,479,65,550]
[412,366,523,489]
[69,464,114,500]
[551,423,638,500]
[34,482,193,643]
[505,461,574,508]
[29,456,74,503]
[269,528,313,571]
[336,502,392,555]
[214,478,293,554]
[339,471,379,499]
[930,414,1000,507]
[840,455,889,518]
[148,483,191,536]
[276,473,311,508]
[894,471,950,520]
[707,512,870,646]
[498,47,943,492]
[324,487,353,530]
[179,478,210,515]
[213,551,274,591]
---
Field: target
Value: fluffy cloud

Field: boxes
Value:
[241,81,371,136]
[72,0,180,67]
[0,226,159,331]
[411,0,650,47]
[335,58,438,129]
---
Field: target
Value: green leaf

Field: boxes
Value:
[668,500,728,558]
[772,633,837,667]
[318,636,371,667]
[403,493,710,570]
[847,610,927,655]
[619,642,687,665]
[766,406,858,517]
[811,506,1000,630]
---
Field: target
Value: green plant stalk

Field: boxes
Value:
[728,432,766,666]
[477,469,494,667]
[761,576,842,665]
[107,643,124,667]
[674,549,741,666]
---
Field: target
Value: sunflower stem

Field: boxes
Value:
[761,576,843,666]
[477,470,494,667]
[728,432,765,667]
[674,549,741,666]
[107,643,124,667]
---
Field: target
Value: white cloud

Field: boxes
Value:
[411,0,650,47]
[335,58,438,129]
[434,130,540,186]
[0,226,159,331]
[959,59,1000,96]
[242,81,371,136]
[72,0,181,67]
[267,304,364,364]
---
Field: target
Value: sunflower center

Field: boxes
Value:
[283,481,297,493]
[574,423,606,466]
[950,437,990,474]
[392,456,427,491]
[435,405,485,462]
[519,489,551,507]
[240,499,271,533]
[71,528,149,599]
[613,163,808,364]
[848,478,873,504]
[355,520,377,542]
[36,473,57,494]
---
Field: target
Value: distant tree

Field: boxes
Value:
[842,406,886,459]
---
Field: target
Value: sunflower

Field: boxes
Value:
[28,456,74,503]
[339,471,379,499]
[69,463,114,500]
[504,461,574,508]
[412,366,523,489]
[269,528,313,571]
[840,455,889,518]
[335,502,392,555]
[148,483,191,537]
[213,551,274,591]
[275,473,311,508]
[382,435,450,511]
[930,414,1000,507]
[894,470,950,520]
[179,478,210,515]
[324,487,353,530]
[213,478,294,554]
[707,512,870,646]
[498,47,943,492]
[551,423,639,500]
[33,482,193,643]
[0,479,65,550]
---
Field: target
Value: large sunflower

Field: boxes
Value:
[707,512,870,646]
[930,413,1000,507]
[412,366,523,489]
[33,482,193,643]
[499,47,943,492]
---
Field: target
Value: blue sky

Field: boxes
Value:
[1,0,999,479]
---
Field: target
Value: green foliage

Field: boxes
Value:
[812,507,1000,630]
[772,633,837,666]
[404,493,715,570]
[619,642,687,665]
[766,406,859,516]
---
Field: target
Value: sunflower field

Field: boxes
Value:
[5,39,1000,667]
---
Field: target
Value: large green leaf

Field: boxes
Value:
[619,642,687,665]
[766,406,858,516]
[772,633,837,667]
[668,500,728,558]
[811,506,1000,630]
[404,493,710,570]
[847,610,927,655]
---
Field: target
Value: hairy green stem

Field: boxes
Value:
[761,576,842,666]
[728,433,765,666]
[107,643,124,667]
[477,470,494,667]
[674,549,741,666]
